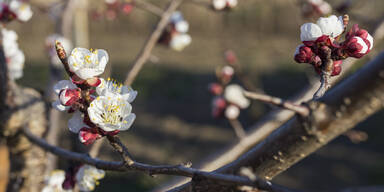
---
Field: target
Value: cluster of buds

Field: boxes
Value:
[53,43,137,145]
[92,0,134,21]
[158,11,191,52]
[0,0,32,23]
[294,15,373,77]
[211,0,238,11]
[300,0,332,18]
[42,165,105,192]
[2,28,25,80]
[209,52,250,120]
[45,34,72,67]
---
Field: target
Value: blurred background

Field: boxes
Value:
[6,0,384,191]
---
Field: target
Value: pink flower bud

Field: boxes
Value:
[212,97,227,118]
[122,3,133,15]
[79,128,101,145]
[209,83,223,95]
[344,36,369,58]
[225,50,237,64]
[221,65,234,82]
[59,88,81,106]
[294,45,313,63]
[332,60,342,76]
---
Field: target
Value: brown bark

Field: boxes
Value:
[168,52,384,191]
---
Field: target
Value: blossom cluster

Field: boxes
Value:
[209,51,249,120]
[300,0,331,18]
[52,45,137,145]
[2,28,25,80]
[42,165,105,192]
[159,11,191,52]
[92,0,133,21]
[212,0,238,11]
[0,0,32,23]
[294,15,373,76]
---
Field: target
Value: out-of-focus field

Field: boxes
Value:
[8,0,384,191]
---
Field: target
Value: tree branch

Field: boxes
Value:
[169,51,384,191]
[124,0,184,85]
[21,126,298,192]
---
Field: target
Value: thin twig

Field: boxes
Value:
[21,126,297,192]
[125,0,184,85]
[243,90,310,116]
[134,0,164,17]
[228,118,246,139]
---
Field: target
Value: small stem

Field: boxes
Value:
[125,0,184,85]
[134,0,164,17]
[243,90,310,116]
[313,46,334,99]
[106,135,135,165]
[228,118,246,139]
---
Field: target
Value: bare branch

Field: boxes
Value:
[228,118,246,139]
[125,0,184,85]
[22,126,298,192]
[243,90,310,116]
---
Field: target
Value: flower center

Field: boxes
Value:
[99,99,127,125]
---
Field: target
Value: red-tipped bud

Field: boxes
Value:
[209,83,223,95]
[225,50,237,64]
[122,3,134,15]
[59,88,81,106]
[332,60,342,76]
[78,128,101,145]
[343,36,369,58]
[211,97,227,118]
[294,45,313,63]
[86,77,101,87]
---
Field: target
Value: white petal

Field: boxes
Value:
[74,67,104,80]
[316,15,344,38]
[96,78,106,95]
[225,105,240,119]
[120,113,136,131]
[224,84,250,109]
[300,23,322,41]
[68,111,86,133]
[366,33,374,50]
[175,20,189,33]
[96,49,109,70]
[52,100,69,111]
[170,34,192,51]
[354,37,369,54]
[53,80,76,95]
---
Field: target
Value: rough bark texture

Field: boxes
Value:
[0,45,47,191]
[170,52,384,191]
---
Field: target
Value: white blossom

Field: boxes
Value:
[96,78,137,103]
[9,0,33,22]
[300,15,344,42]
[175,20,189,33]
[75,165,105,192]
[52,80,77,111]
[170,11,184,23]
[88,95,136,132]
[42,170,72,192]
[224,84,250,109]
[212,0,226,10]
[68,48,109,80]
[2,28,25,80]
[170,33,191,51]
[366,33,374,50]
